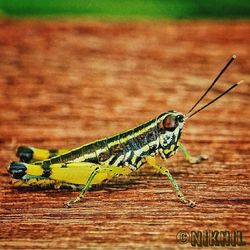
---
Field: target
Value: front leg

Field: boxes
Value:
[145,156,195,208]
[178,143,208,164]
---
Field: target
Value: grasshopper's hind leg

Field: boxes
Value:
[179,143,208,164]
[16,146,70,163]
[65,165,132,208]
[146,156,196,207]
[9,161,132,207]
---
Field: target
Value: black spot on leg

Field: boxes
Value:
[16,146,34,163]
[42,168,51,177]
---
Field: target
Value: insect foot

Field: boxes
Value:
[188,155,208,164]
[64,197,80,208]
[64,201,73,208]
[187,199,196,208]
[177,191,196,208]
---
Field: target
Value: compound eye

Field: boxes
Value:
[177,114,184,123]
[163,116,176,131]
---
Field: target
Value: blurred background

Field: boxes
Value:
[0,0,249,19]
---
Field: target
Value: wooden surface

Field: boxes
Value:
[0,20,249,250]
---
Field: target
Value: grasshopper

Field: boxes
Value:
[8,55,242,208]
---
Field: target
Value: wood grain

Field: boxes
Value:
[0,20,249,250]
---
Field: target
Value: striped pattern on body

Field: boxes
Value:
[39,115,163,170]
[9,111,184,186]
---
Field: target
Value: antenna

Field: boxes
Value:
[187,55,236,114]
[186,80,243,119]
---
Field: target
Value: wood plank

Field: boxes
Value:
[0,20,249,250]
